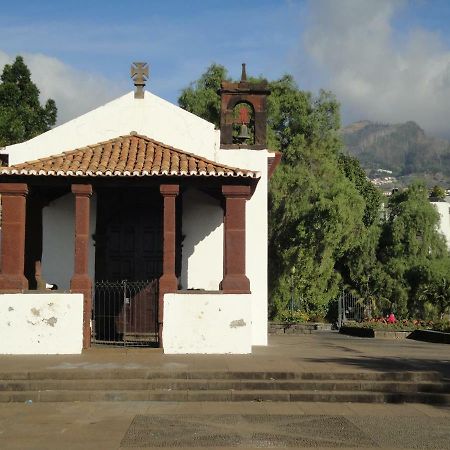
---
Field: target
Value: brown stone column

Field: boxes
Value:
[0,183,29,290]
[70,183,93,349]
[221,185,251,293]
[158,184,179,346]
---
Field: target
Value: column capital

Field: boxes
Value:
[160,184,179,197]
[71,183,92,197]
[0,183,28,196]
[222,184,251,199]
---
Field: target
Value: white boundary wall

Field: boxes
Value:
[163,293,252,354]
[0,293,83,354]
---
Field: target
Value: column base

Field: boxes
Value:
[221,274,251,294]
[159,274,177,293]
[0,274,28,291]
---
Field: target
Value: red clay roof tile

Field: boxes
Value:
[1,134,260,179]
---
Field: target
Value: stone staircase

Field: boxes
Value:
[0,370,449,404]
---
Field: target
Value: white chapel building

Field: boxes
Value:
[0,63,280,355]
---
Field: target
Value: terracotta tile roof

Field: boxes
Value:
[0,133,260,179]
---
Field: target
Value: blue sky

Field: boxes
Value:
[1,0,450,136]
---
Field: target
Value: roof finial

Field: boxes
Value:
[241,63,247,82]
[130,62,149,99]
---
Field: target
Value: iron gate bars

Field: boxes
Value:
[92,279,159,347]
[337,290,372,328]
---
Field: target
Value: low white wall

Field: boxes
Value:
[181,188,223,290]
[163,293,252,354]
[42,193,96,289]
[0,293,83,354]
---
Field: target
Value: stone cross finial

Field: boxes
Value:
[130,62,149,99]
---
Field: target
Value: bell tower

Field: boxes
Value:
[219,64,270,150]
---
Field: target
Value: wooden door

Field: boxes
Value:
[95,188,163,282]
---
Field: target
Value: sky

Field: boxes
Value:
[1,0,450,137]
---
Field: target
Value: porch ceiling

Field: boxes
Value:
[0,133,260,179]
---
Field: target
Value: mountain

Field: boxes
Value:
[341,120,450,187]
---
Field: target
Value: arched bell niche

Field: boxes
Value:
[232,101,255,145]
[219,64,270,149]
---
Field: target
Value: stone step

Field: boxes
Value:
[0,370,441,382]
[0,379,448,394]
[0,389,449,404]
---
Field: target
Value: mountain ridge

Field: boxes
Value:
[341,120,450,187]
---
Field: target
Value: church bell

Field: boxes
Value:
[237,124,250,142]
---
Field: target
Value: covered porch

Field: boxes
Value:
[0,134,260,353]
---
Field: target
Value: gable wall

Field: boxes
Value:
[3,91,220,166]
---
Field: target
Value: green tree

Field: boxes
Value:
[178,63,228,126]
[269,146,366,318]
[0,56,57,147]
[429,185,446,201]
[378,182,450,317]
[415,258,450,318]
[337,153,382,227]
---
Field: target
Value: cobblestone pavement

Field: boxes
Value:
[0,401,449,449]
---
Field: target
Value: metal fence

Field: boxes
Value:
[337,290,372,328]
[92,279,159,347]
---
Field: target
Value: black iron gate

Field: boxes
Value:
[337,290,372,328]
[92,280,159,347]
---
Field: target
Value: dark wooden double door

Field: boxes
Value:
[94,188,163,344]
[95,188,163,282]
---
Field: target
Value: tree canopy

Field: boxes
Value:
[0,56,57,147]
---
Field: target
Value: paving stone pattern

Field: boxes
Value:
[121,414,376,448]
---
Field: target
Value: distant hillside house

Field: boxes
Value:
[431,198,450,250]
[0,63,280,355]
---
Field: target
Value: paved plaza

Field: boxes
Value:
[0,400,449,449]
[0,331,448,377]
[0,332,448,449]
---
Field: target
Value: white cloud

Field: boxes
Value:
[302,0,450,137]
[0,51,125,125]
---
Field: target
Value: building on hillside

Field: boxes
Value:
[0,63,280,355]
[430,197,450,250]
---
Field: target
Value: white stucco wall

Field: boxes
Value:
[42,193,96,289]
[0,293,83,354]
[163,293,252,354]
[181,188,223,290]
[3,91,220,165]
[431,201,450,249]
